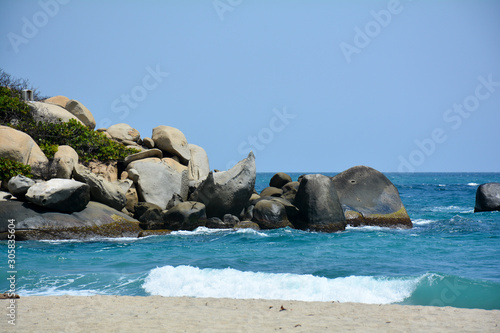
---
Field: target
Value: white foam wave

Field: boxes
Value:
[143,265,419,304]
[39,236,141,244]
[430,205,466,212]
[467,182,479,186]
[345,225,388,231]
[412,219,436,225]
[235,228,269,237]
[170,227,231,236]
[18,287,103,296]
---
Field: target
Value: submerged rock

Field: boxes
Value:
[0,201,141,241]
[474,183,500,212]
[331,166,412,228]
[294,174,346,232]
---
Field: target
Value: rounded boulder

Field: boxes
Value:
[474,183,500,212]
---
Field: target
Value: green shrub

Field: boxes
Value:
[16,119,139,163]
[0,157,32,181]
[0,86,32,126]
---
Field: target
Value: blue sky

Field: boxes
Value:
[1,0,499,172]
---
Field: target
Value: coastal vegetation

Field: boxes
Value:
[0,69,138,164]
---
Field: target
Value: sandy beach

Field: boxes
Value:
[1,296,498,332]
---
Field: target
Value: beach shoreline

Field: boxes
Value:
[2,296,499,332]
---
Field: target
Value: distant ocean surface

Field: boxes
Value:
[1,173,499,310]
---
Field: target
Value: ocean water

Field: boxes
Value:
[1,173,499,310]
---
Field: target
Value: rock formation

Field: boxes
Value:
[331,166,412,228]
[474,183,500,212]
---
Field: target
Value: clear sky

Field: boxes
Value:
[1,0,499,172]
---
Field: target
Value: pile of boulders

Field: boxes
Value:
[0,95,414,240]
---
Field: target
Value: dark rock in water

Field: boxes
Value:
[269,172,292,188]
[162,201,207,231]
[294,174,346,232]
[134,202,162,219]
[233,221,260,230]
[206,217,231,229]
[269,197,299,222]
[135,204,163,230]
[205,215,238,229]
[474,183,500,212]
[25,179,90,213]
[223,214,240,224]
[331,165,412,228]
[253,199,293,230]
[190,152,256,218]
[7,175,36,200]
[0,200,141,240]
[260,187,283,198]
[281,181,300,203]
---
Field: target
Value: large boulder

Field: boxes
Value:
[73,164,127,211]
[28,101,84,125]
[107,123,140,143]
[294,174,346,232]
[0,126,49,178]
[187,144,210,182]
[332,166,412,228]
[25,179,90,213]
[7,175,36,199]
[49,145,79,179]
[474,183,500,212]
[65,99,96,129]
[126,158,188,209]
[162,201,207,231]
[0,201,141,240]
[190,152,256,218]
[123,148,162,167]
[44,95,70,108]
[152,125,191,165]
[252,199,292,229]
[270,172,292,188]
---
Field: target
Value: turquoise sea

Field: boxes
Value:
[1,173,499,310]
